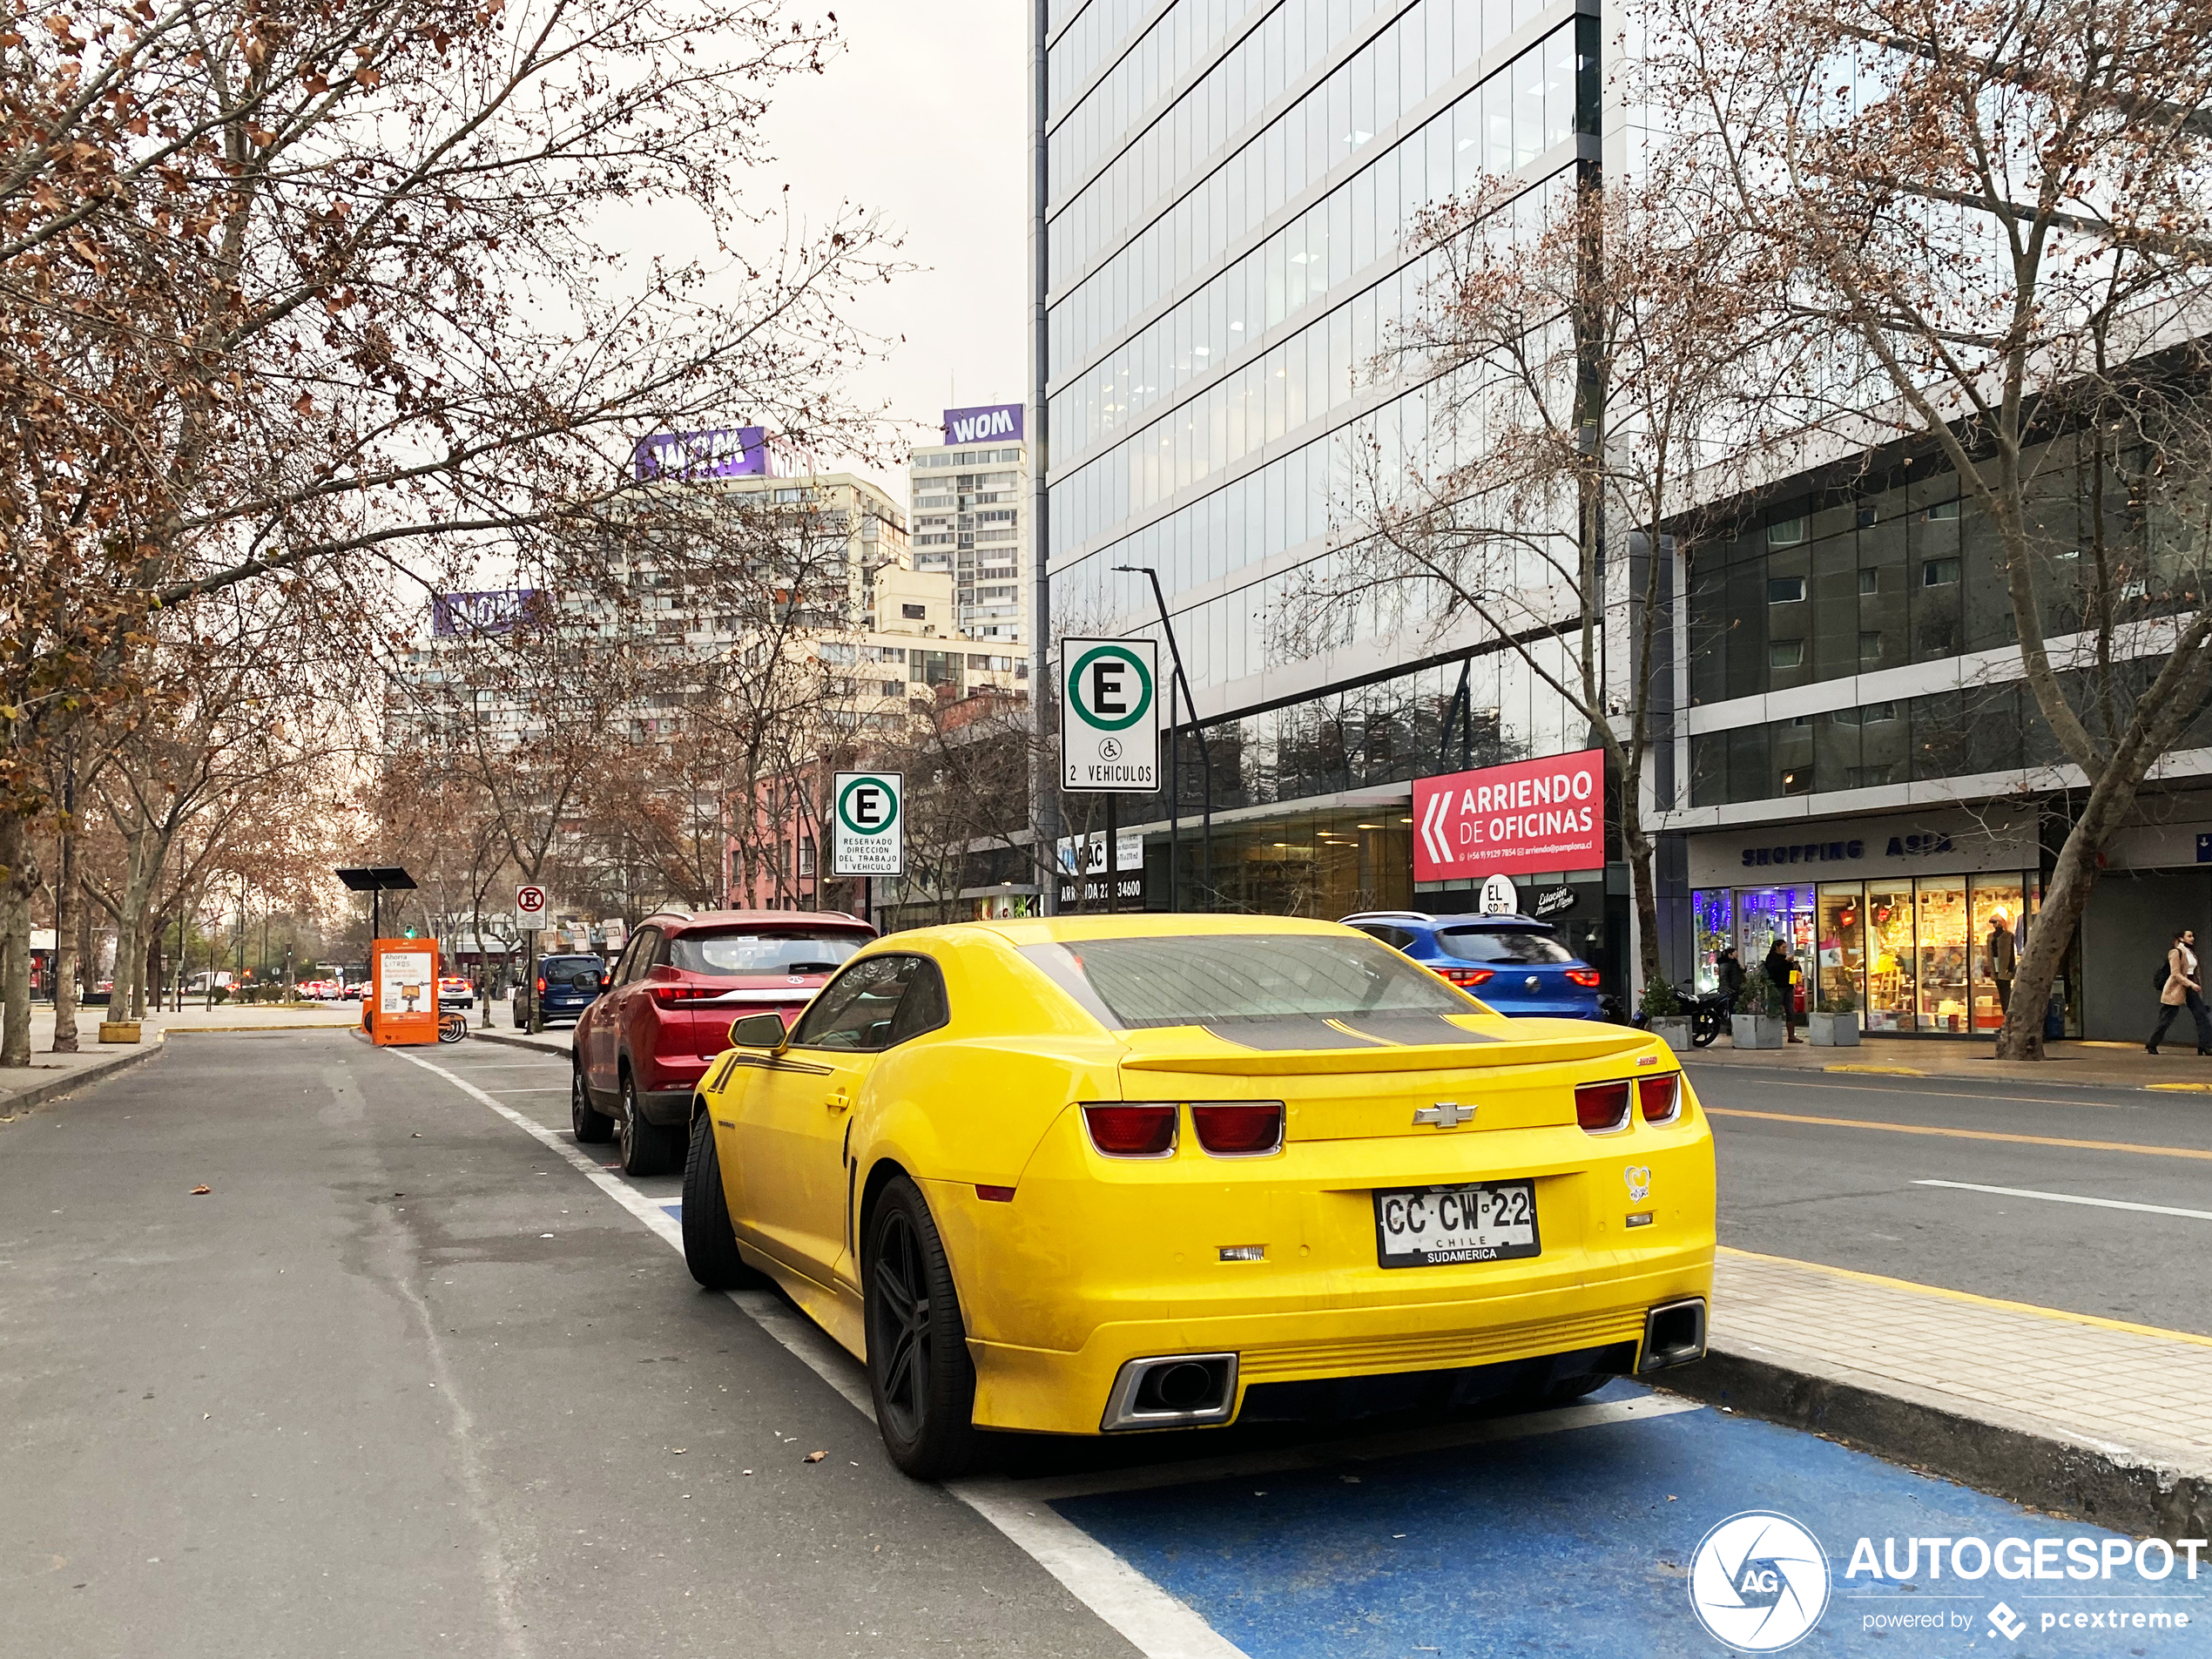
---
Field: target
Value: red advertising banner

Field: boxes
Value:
[1412,748,1606,881]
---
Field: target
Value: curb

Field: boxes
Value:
[1663,1342,2212,1538]
[1681,1050,2209,1096]
[0,1033,168,1116]
[469,1028,573,1059]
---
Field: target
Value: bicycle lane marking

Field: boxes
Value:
[389,1046,1244,1659]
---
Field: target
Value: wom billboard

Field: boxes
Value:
[942,402,1023,445]
[1412,749,1605,882]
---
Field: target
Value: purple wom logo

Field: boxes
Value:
[943,403,1022,446]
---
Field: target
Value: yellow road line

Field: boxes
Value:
[1705,1106,2212,1162]
[1718,1245,2212,1351]
[2148,1082,2212,1093]
[1822,1063,1926,1076]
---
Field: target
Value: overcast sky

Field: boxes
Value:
[759,1,1028,499]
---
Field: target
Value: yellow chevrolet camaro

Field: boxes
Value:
[678,914,1715,1477]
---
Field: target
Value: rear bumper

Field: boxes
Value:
[966,1258,1712,1435]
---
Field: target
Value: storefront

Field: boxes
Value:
[1685,808,2055,1035]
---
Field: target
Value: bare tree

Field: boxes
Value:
[1652,0,2212,1055]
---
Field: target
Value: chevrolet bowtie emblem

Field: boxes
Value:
[1413,1102,1475,1129]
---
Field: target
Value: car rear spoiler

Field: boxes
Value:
[1119,1028,1655,1076]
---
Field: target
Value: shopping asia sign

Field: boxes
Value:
[1412,749,1605,881]
[942,402,1023,445]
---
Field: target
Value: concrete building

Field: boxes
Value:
[909,406,1029,644]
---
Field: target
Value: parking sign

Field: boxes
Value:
[1061,637,1159,792]
[831,772,904,876]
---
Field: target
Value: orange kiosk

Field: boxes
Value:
[368,938,441,1046]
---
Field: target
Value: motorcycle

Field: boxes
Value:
[1686,990,1735,1048]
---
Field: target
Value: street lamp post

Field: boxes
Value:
[1112,565,1210,911]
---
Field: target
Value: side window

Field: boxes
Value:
[1354,923,1415,952]
[789,955,918,1053]
[622,928,661,983]
[886,957,950,1045]
[608,938,641,983]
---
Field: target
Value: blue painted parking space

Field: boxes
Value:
[1049,1384,2207,1657]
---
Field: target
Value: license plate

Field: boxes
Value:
[1372,1180,1540,1268]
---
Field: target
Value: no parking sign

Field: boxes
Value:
[832,772,904,876]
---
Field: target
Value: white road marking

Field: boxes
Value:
[1912,1178,2212,1222]
[489,1089,570,1095]
[395,1047,1683,1659]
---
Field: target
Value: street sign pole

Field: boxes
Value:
[1104,795,1116,915]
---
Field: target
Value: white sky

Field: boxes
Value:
[759,1,1028,501]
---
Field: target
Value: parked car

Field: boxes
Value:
[574,911,875,1175]
[520,954,606,1028]
[681,914,1713,1477]
[437,976,475,1009]
[1340,911,1604,1020]
[341,981,367,1001]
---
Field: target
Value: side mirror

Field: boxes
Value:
[729,1011,787,1049]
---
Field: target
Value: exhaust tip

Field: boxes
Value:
[1638,1298,1708,1372]
[1102,1352,1239,1431]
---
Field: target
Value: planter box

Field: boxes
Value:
[1730,1014,1787,1049]
[1807,1011,1861,1047]
[1648,1017,1692,1052]
[97,1020,142,1045]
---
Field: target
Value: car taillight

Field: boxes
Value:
[1082,1103,1178,1157]
[1434,965,1494,987]
[1575,1080,1632,1133]
[535,977,546,995]
[650,984,720,1005]
[1190,1102,1284,1157]
[1565,968,1602,988]
[1639,1073,1682,1123]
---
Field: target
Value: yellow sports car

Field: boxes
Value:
[679,914,1714,1476]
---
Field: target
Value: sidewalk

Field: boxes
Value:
[0,1009,165,1116]
[1680,1032,2212,1091]
[1682,1248,2212,1535]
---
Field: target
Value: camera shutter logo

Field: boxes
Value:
[1688,1511,1831,1652]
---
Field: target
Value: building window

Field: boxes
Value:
[1768,576,1806,604]
[901,603,927,620]
[1922,558,1960,586]
[1858,568,1880,595]
[1780,765,1812,794]
[1923,499,1960,521]
[1858,631,1885,664]
[1769,639,1805,668]
[1767,517,1807,546]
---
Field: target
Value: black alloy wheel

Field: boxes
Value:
[681,1109,762,1290]
[864,1177,978,1479]
[571,1062,613,1143]
[618,1069,685,1177]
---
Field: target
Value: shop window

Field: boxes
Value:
[1915,876,1971,1032]
[1768,576,1806,604]
[1816,884,1865,1013]
[1969,876,2025,1031]
[1864,885,1916,1032]
[1691,889,1734,994]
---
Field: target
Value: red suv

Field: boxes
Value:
[573,910,876,1174]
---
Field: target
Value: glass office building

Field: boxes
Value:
[1034,0,1608,938]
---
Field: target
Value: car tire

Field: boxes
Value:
[682,1109,763,1290]
[618,1069,685,1177]
[864,1176,978,1480]
[570,1062,614,1143]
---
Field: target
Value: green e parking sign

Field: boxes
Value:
[1061,637,1160,791]
[831,772,903,876]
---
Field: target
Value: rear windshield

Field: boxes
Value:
[1021,932,1472,1029]
[1435,928,1574,964]
[671,930,867,977]
[541,956,602,976]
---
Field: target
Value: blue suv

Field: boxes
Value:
[518,953,608,1028]
[1340,911,1604,1020]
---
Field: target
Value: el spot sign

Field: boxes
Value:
[832,772,904,877]
[1061,637,1159,792]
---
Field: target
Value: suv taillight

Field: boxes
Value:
[1565,968,1602,988]
[1082,1103,1177,1157]
[1435,965,1494,988]
[535,977,546,995]
[1575,1080,1632,1133]
[1190,1102,1284,1156]
[650,983,719,1005]
[1639,1073,1682,1123]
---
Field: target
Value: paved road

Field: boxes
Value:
[6,1033,2202,1658]
[1688,1062,2212,1335]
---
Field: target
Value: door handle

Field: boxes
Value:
[825,1089,850,1112]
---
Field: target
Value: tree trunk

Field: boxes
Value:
[145,927,161,1021]
[1995,785,2136,1060]
[0,813,37,1066]
[51,813,78,1052]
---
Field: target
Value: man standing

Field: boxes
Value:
[1764,938,1801,1043]
[2148,927,2212,1056]
[1986,909,2017,1015]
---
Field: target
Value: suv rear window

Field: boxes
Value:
[541,955,603,976]
[1435,928,1575,964]
[1022,932,1469,1029]
[671,930,867,977]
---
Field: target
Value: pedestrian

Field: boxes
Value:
[1716,947,1746,1009]
[2148,927,2212,1056]
[1764,938,1802,1043]
[1985,908,2016,1015]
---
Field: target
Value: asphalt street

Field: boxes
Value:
[5,1031,2203,1658]
[1687,1061,2212,1336]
